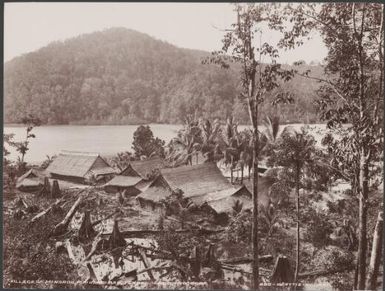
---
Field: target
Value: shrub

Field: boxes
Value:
[225,211,252,244]
[310,246,355,290]
[303,208,333,248]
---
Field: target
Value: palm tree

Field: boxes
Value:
[238,128,268,182]
[199,118,222,163]
[262,115,281,144]
[237,129,253,181]
[268,126,316,282]
[219,117,241,184]
[167,116,202,166]
[260,115,295,159]
[259,201,280,237]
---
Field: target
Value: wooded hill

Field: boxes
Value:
[5,27,324,125]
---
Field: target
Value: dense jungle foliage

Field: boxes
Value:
[5,28,323,125]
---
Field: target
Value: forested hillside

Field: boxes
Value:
[5,27,324,125]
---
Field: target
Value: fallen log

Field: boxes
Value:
[83,233,103,262]
[137,266,171,276]
[138,249,155,281]
[220,255,273,265]
[51,195,83,237]
[29,197,65,224]
[298,266,355,279]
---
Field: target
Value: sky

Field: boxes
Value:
[4,2,328,64]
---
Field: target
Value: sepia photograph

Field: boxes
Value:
[3,2,384,290]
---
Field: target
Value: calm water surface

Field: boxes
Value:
[4,124,182,163]
[4,123,328,164]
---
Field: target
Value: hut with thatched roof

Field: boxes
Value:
[121,157,165,184]
[16,168,46,192]
[103,176,142,196]
[190,186,252,214]
[136,163,252,218]
[46,151,116,184]
[104,157,165,194]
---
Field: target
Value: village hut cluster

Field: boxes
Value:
[15,150,270,223]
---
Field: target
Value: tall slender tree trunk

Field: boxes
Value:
[357,152,369,289]
[353,5,371,289]
[235,6,259,288]
[365,209,383,290]
[251,126,259,290]
[241,166,244,184]
[294,166,300,282]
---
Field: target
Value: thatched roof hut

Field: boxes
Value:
[16,168,46,192]
[103,175,142,195]
[46,151,116,183]
[137,163,252,215]
[160,163,231,198]
[120,157,165,180]
[190,186,252,214]
[104,157,165,194]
